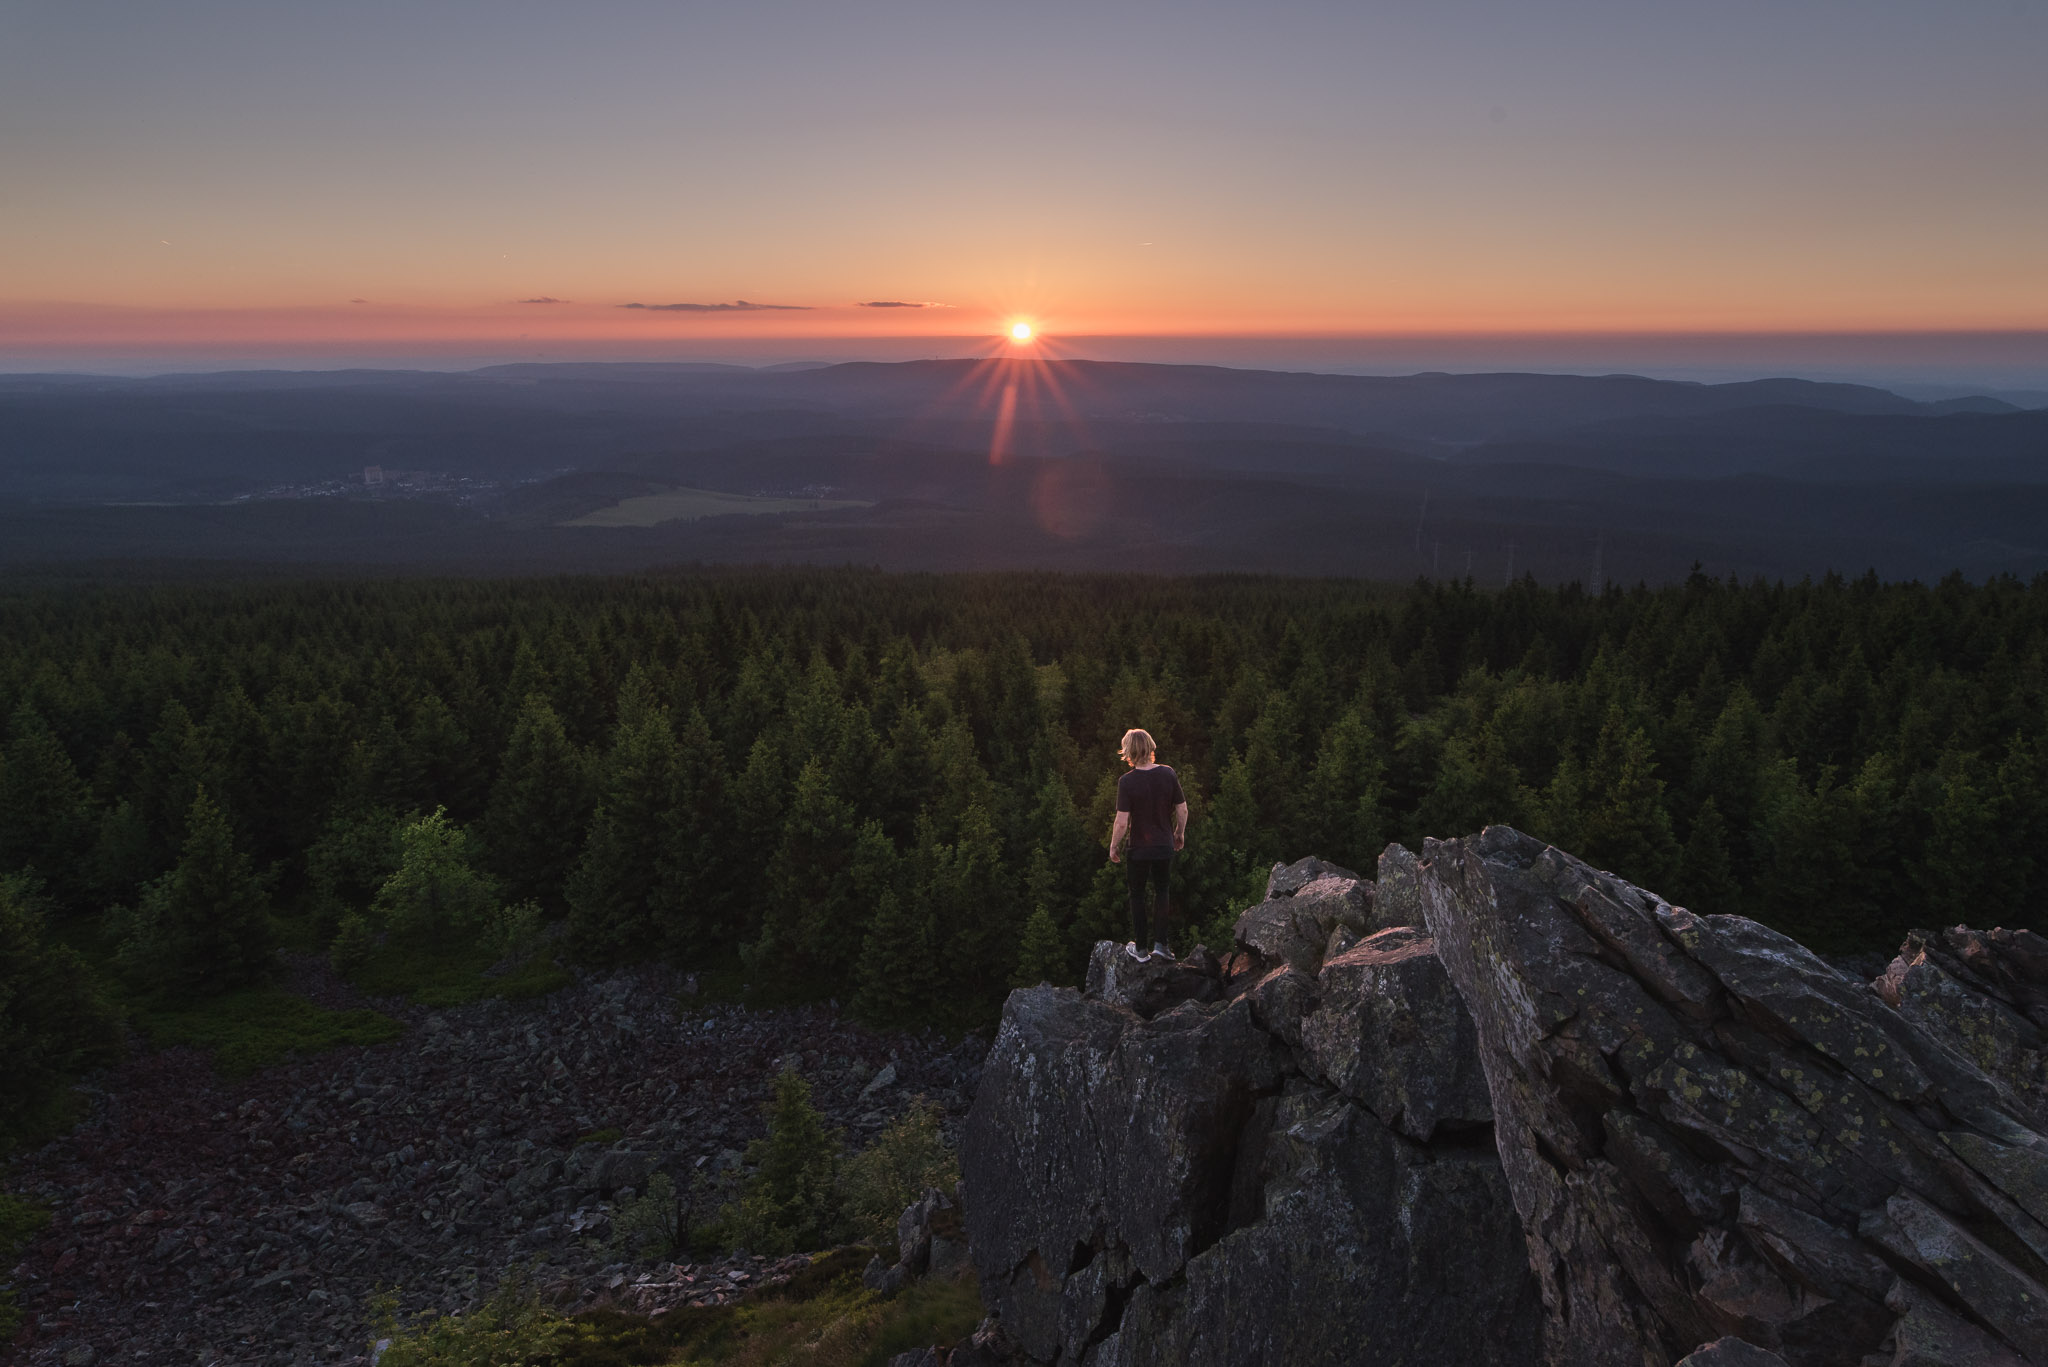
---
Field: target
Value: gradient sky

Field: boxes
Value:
[4,0,2047,370]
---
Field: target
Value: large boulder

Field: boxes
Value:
[1233,872,1375,976]
[964,919,1541,1367]
[961,986,1286,1363]
[1265,855,1360,900]
[1418,825,2048,1367]
[1300,925,1491,1142]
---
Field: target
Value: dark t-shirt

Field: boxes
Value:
[1117,764,1186,860]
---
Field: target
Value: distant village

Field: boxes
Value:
[229,465,526,506]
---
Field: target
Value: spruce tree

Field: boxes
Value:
[118,787,273,999]
[724,1067,845,1255]
[854,889,939,1028]
[1304,708,1388,872]
[659,706,733,951]
[480,694,592,910]
[1575,706,1680,889]
[750,759,872,988]
[1012,906,1069,988]
[566,690,681,962]
[1673,799,1739,914]
[0,706,96,909]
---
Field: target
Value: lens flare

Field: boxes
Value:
[1009,322,1034,342]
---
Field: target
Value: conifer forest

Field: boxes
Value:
[5,567,2048,1129]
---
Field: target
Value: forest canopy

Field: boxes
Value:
[2,567,2044,1037]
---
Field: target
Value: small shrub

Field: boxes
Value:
[840,1099,959,1248]
[490,899,545,958]
[609,1171,686,1260]
[329,911,375,974]
[372,1270,596,1366]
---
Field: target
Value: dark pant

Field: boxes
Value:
[1126,855,1174,950]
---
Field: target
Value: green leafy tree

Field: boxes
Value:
[116,787,273,999]
[372,807,498,940]
[840,1098,959,1247]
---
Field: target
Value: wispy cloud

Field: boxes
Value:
[618,299,811,312]
[858,300,949,309]
[349,298,368,304]
[518,296,568,304]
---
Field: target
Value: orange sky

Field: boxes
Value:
[5,2,2047,366]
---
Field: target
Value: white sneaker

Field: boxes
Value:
[1124,941,1143,961]
[1152,943,1171,962]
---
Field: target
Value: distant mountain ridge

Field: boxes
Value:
[1,358,2043,582]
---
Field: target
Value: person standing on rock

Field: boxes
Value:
[1108,728,1188,962]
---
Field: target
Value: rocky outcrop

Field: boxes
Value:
[962,869,1541,1366]
[1418,825,2048,1367]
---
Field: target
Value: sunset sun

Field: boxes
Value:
[1009,322,1034,342]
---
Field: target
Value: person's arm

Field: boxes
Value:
[1109,810,1130,863]
[1172,801,1189,851]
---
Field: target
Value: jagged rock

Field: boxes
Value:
[1085,940,1222,1018]
[1233,874,1375,975]
[898,1186,963,1275]
[1876,927,2048,1126]
[1299,925,1491,1141]
[965,893,1540,1367]
[590,1150,656,1195]
[1266,855,1360,900]
[1417,824,2048,1367]
[1245,964,1319,1050]
[949,1318,1027,1367]
[861,1061,899,1098]
[864,1255,909,1296]
[1374,841,1425,931]
[1883,1279,2031,1366]
[1674,1341,1790,1367]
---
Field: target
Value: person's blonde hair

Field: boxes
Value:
[1120,728,1156,762]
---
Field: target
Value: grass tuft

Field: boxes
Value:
[141,986,403,1077]
[373,1255,983,1367]
[346,936,571,1007]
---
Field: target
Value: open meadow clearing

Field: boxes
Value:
[565,488,871,527]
